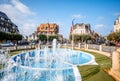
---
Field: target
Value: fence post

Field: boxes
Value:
[15,44,17,50]
[111,51,120,71]
[99,45,102,52]
[78,43,81,48]
[86,44,88,49]
[84,44,86,49]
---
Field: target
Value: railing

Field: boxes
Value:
[1,45,36,51]
[1,43,119,56]
[88,44,99,51]
[102,45,117,53]
[62,43,119,56]
[1,44,54,52]
[80,44,119,53]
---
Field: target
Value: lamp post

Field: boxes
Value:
[46,19,49,46]
[72,19,75,50]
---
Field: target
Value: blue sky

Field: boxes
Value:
[0,0,120,38]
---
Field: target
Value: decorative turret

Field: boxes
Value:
[118,15,120,24]
[114,15,120,32]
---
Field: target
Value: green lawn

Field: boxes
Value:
[0,64,3,69]
[78,50,115,81]
[9,50,23,56]
[9,49,34,56]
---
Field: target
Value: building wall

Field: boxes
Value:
[114,16,120,32]
[28,32,38,41]
[37,23,59,35]
[0,11,19,34]
[70,23,91,35]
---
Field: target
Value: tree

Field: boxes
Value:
[107,31,120,42]
[115,32,120,42]
[49,35,58,41]
[74,34,81,42]
[107,32,115,41]
[0,31,5,40]
[69,34,91,43]
[80,34,91,43]
[38,34,47,41]
[14,34,23,41]
[0,31,22,42]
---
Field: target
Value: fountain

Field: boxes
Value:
[0,39,96,81]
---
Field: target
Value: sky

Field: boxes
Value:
[0,0,120,38]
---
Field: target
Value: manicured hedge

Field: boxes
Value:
[0,31,22,41]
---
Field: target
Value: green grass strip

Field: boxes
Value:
[78,50,115,81]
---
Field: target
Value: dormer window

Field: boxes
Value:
[1,17,4,20]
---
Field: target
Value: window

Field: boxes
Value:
[81,30,82,34]
[1,22,4,25]
[1,17,4,20]
[6,23,9,26]
[4,28,5,31]
[8,19,10,22]
[6,28,8,32]
[116,29,118,32]
[46,27,47,30]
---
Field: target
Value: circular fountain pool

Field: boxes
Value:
[0,39,95,81]
[0,48,95,81]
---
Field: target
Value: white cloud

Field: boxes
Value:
[22,23,36,35]
[11,0,34,15]
[94,24,105,28]
[97,16,104,20]
[0,0,36,36]
[72,14,87,19]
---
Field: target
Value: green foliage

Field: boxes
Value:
[0,31,22,41]
[78,65,100,80]
[107,31,120,42]
[81,50,112,68]
[78,65,115,81]
[38,34,47,41]
[0,31,7,40]
[78,50,114,81]
[48,35,58,41]
[13,34,23,40]
[38,34,58,42]
[69,34,91,42]
[81,34,91,42]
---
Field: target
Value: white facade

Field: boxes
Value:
[114,16,120,32]
[28,32,37,41]
[71,23,91,35]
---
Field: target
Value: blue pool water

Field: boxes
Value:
[0,49,94,81]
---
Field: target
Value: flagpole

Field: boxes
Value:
[72,19,75,50]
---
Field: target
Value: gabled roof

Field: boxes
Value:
[75,23,90,26]
[0,11,9,19]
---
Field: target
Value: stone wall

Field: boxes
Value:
[111,48,120,80]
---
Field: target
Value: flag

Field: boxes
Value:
[72,19,75,32]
